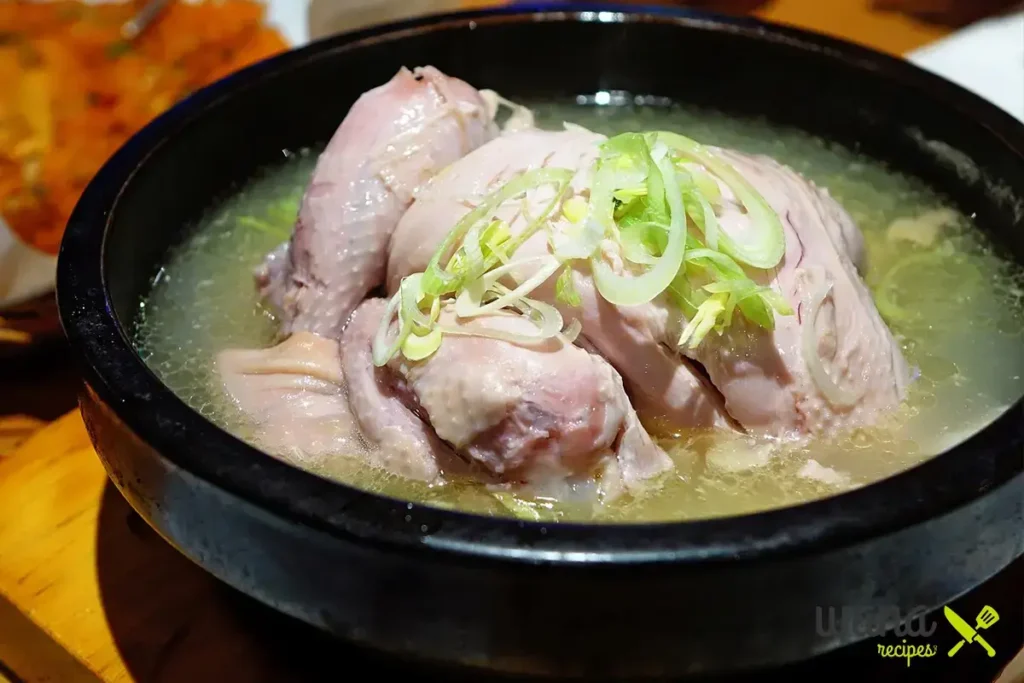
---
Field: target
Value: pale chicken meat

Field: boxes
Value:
[216,332,357,466]
[387,126,909,440]
[257,65,497,338]
[348,298,672,499]
[220,65,497,478]
[676,149,911,437]
[388,127,736,435]
[340,299,473,482]
[217,324,458,481]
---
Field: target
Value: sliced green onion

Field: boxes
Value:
[490,491,557,521]
[562,318,583,343]
[685,191,721,252]
[481,220,512,264]
[756,287,794,317]
[421,168,574,297]
[552,172,613,261]
[402,327,444,361]
[736,294,774,331]
[412,295,441,335]
[874,249,976,323]
[462,221,486,269]
[372,283,412,367]
[613,185,648,203]
[555,265,583,307]
[591,155,687,307]
[562,196,589,224]
[619,221,667,265]
[502,183,571,259]
[667,269,700,318]
[440,293,565,347]
[699,280,792,334]
[455,256,561,318]
[702,280,759,296]
[678,293,728,349]
[686,248,747,280]
[613,196,641,222]
[680,163,722,205]
[608,133,668,229]
[657,131,785,270]
[721,294,738,329]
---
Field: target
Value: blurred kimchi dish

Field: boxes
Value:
[0,0,289,255]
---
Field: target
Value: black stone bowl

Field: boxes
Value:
[55,3,1024,679]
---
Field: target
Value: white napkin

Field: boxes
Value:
[908,7,1024,122]
[0,227,57,308]
[264,0,309,45]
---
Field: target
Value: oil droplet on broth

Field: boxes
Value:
[917,353,958,382]
[848,429,873,450]
[133,104,1024,523]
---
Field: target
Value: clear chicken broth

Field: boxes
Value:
[133,102,1024,522]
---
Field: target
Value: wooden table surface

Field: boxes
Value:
[1,1,1021,682]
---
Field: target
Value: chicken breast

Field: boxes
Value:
[257,65,497,338]
[340,298,467,483]
[384,305,673,499]
[677,149,911,437]
[387,127,735,435]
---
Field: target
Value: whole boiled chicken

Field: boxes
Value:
[388,126,910,440]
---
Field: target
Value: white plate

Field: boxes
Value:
[908,8,1024,123]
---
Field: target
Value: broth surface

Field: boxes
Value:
[134,102,1024,522]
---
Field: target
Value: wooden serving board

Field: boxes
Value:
[0,411,244,682]
[0,410,358,683]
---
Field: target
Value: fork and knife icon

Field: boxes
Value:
[944,605,1000,657]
